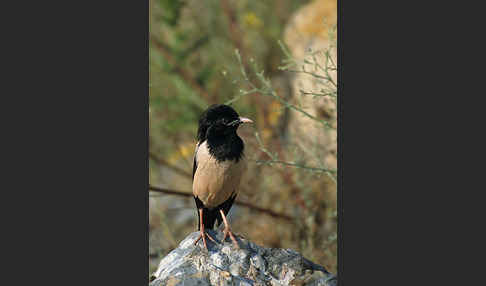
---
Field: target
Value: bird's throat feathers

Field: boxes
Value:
[204,133,244,163]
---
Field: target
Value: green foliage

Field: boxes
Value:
[157,0,185,26]
[149,0,306,156]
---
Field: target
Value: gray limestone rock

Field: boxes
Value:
[150,230,337,286]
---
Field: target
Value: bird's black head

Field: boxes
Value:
[197,104,253,161]
[197,104,252,142]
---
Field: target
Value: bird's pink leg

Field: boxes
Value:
[194,209,217,250]
[219,209,239,248]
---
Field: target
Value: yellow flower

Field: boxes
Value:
[167,142,194,164]
[268,100,282,126]
[243,12,263,29]
[262,128,272,142]
[179,142,193,159]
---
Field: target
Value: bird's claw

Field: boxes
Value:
[194,229,218,250]
[222,227,239,249]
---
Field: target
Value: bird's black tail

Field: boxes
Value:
[194,194,237,230]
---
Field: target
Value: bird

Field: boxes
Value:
[192,104,253,250]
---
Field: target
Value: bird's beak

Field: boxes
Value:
[239,117,253,124]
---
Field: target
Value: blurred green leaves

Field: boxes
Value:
[157,0,185,27]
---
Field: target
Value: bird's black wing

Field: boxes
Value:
[192,143,199,181]
[193,142,206,230]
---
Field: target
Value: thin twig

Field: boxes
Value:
[149,185,293,221]
[263,88,334,129]
[254,160,337,174]
[300,90,337,98]
[235,53,335,130]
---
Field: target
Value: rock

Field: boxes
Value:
[150,230,337,286]
[283,0,337,171]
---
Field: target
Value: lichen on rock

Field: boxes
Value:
[150,230,337,286]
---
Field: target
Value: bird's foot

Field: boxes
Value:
[222,227,239,249]
[194,229,218,250]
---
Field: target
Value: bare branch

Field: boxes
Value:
[149,185,293,221]
[254,160,337,174]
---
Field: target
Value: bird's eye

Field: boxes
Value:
[226,119,240,126]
